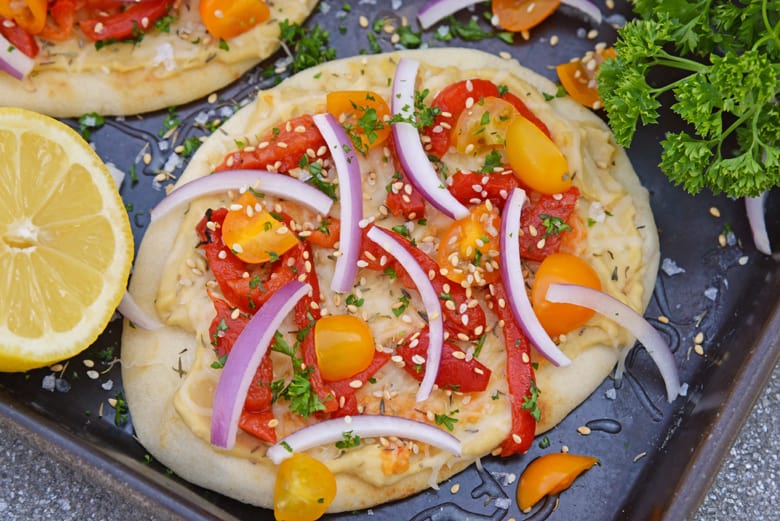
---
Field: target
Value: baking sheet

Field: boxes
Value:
[2,1,779,520]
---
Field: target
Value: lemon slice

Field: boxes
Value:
[0,107,133,372]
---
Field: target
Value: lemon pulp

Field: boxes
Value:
[0,107,133,372]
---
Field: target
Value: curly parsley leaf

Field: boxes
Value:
[598,0,780,198]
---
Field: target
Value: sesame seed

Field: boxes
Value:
[694,332,704,344]
[344,415,353,424]
[359,15,368,28]
[694,344,705,356]
[208,93,218,104]
[349,380,363,389]
[577,426,592,435]
[450,483,461,494]
[87,370,99,380]
[550,35,559,46]
[658,315,670,324]
[267,419,279,428]
[512,434,522,444]
[82,359,95,368]
[412,354,426,365]
[452,351,466,360]
[709,206,721,218]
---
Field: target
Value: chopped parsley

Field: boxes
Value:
[335,430,362,449]
[392,290,411,317]
[521,380,542,422]
[78,112,105,141]
[540,214,573,237]
[434,409,460,432]
[279,20,336,74]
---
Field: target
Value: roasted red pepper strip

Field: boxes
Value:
[39,0,76,42]
[216,114,326,175]
[196,208,296,314]
[422,79,551,159]
[208,296,277,443]
[489,282,536,456]
[449,171,580,261]
[359,225,487,341]
[395,327,491,393]
[0,15,39,57]
[327,351,392,418]
[79,0,174,42]
[384,135,427,220]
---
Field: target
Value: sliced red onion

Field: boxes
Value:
[546,283,681,402]
[118,292,164,330]
[417,0,485,29]
[746,193,773,255]
[150,170,333,223]
[312,112,363,293]
[366,226,443,402]
[499,188,571,367]
[210,281,311,449]
[391,58,469,221]
[266,414,462,464]
[0,31,35,80]
[560,0,603,26]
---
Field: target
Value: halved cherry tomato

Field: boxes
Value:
[530,253,601,337]
[314,315,376,381]
[557,47,617,109]
[0,0,47,34]
[493,0,561,32]
[326,90,391,152]
[506,115,570,195]
[422,79,550,159]
[437,202,501,286]
[274,453,336,521]
[199,0,269,40]
[39,0,76,42]
[517,452,598,511]
[452,96,519,153]
[221,192,299,264]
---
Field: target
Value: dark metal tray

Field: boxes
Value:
[2,1,779,520]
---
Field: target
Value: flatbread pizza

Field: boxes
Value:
[121,48,660,515]
[0,0,317,117]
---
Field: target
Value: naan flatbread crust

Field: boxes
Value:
[1,0,317,117]
[121,48,659,512]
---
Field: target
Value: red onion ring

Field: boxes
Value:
[266,414,462,464]
[366,226,443,402]
[560,0,603,26]
[118,292,164,330]
[150,170,333,223]
[210,281,311,449]
[0,32,35,80]
[545,283,681,402]
[417,0,485,29]
[499,188,572,367]
[745,193,773,255]
[391,58,469,221]
[312,112,363,293]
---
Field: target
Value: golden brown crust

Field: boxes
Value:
[121,48,659,512]
[1,0,318,117]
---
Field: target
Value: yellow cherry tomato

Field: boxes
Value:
[0,0,47,34]
[274,453,337,521]
[556,47,617,109]
[517,452,598,511]
[199,0,270,40]
[326,90,391,152]
[505,115,571,195]
[530,253,601,338]
[451,96,520,153]
[437,202,502,287]
[314,315,375,381]
[492,0,561,32]
[221,192,299,264]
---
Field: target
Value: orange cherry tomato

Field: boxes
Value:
[517,452,598,511]
[437,202,501,287]
[530,253,601,338]
[556,47,617,109]
[0,0,47,34]
[451,96,520,153]
[505,115,571,195]
[314,314,376,381]
[221,192,299,264]
[492,0,561,32]
[326,90,391,152]
[199,0,270,40]
[274,453,337,521]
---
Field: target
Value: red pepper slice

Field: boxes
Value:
[0,15,39,57]
[39,0,76,42]
[216,114,327,176]
[421,79,551,159]
[359,225,487,341]
[489,282,537,456]
[395,327,491,393]
[78,0,174,42]
[384,135,427,220]
[326,351,392,418]
[449,171,580,261]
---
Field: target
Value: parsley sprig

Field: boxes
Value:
[598,0,780,197]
